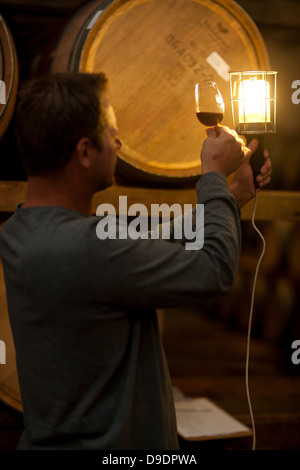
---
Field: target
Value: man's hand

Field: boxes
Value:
[229,147,272,209]
[201,125,258,177]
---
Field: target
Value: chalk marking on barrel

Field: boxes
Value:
[206,51,230,82]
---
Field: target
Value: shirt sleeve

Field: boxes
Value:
[88,172,241,309]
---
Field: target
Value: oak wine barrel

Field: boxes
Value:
[0,15,18,141]
[0,220,22,413]
[47,0,270,185]
[0,19,20,411]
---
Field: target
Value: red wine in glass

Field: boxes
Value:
[196,111,223,127]
[195,81,225,128]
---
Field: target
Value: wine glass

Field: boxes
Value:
[195,81,225,127]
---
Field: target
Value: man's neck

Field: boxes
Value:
[22,174,93,215]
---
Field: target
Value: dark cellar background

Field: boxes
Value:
[0,0,300,450]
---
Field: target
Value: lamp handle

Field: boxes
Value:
[246,134,265,188]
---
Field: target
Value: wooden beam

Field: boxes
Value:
[240,190,300,221]
[1,180,300,222]
[0,181,27,213]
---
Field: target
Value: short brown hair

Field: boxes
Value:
[15,72,108,175]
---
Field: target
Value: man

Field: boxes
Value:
[0,73,271,450]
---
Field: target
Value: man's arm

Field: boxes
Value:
[88,127,272,308]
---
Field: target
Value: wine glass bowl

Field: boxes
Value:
[195,81,225,127]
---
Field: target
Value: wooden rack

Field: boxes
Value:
[1,180,300,222]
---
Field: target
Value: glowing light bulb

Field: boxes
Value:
[238,77,270,124]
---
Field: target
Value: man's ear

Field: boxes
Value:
[75,137,93,169]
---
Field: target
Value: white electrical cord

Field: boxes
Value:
[245,188,266,451]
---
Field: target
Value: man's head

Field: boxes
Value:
[15,72,120,183]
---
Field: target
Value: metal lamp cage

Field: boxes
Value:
[229,71,277,134]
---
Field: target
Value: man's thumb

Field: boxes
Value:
[245,138,259,160]
[206,127,218,138]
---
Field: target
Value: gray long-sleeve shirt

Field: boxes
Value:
[0,172,241,450]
